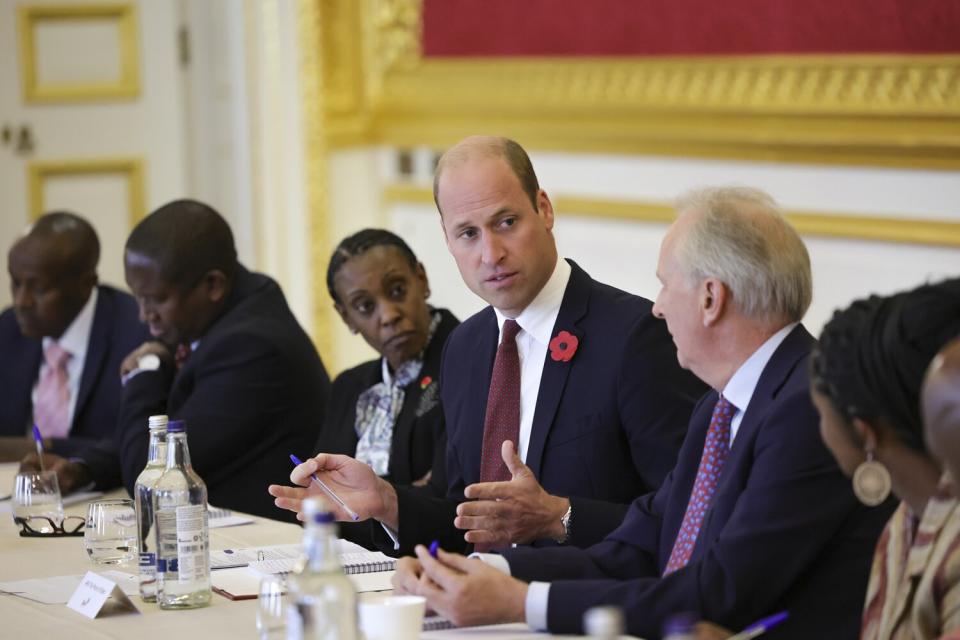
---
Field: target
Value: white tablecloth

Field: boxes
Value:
[0,463,585,639]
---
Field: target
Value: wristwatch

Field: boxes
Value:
[556,504,573,544]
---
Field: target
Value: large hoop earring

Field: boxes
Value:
[852,450,892,506]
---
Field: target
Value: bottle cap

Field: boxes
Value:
[302,497,335,524]
[583,606,624,636]
[148,415,169,431]
[662,612,698,636]
[167,419,186,433]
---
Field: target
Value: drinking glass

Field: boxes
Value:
[84,499,138,565]
[256,575,287,639]
[12,471,64,533]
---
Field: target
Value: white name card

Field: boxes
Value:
[67,571,139,619]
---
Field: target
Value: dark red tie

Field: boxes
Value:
[474,320,521,553]
[479,319,522,483]
[174,343,192,370]
[663,396,736,575]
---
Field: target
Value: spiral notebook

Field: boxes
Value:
[247,551,395,577]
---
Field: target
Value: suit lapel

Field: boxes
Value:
[74,288,110,426]
[723,325,815,478]
[526,262,589,478]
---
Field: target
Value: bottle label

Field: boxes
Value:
[175,504,208,583]
[139,552,157,580]
[156,509,178,574]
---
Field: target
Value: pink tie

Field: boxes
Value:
[475,319,522,553]
[34,342,72,438]
[663,396,736,575]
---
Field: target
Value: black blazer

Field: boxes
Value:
[503,325,895,639]
[82,265,331,521]
[317,308,458,547]
[371,260,706,555]
[0,285,148,456]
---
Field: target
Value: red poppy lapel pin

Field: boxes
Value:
[420,375,433,389]
[549,330,579,362]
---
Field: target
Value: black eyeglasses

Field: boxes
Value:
[13,515,86,537]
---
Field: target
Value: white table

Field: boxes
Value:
[0,463,579,638]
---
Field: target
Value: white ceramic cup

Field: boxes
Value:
[358,595,426,640]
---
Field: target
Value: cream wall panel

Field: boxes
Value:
[34,19,121,86]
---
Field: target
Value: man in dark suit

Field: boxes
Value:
[33,200,331,521]
[270,136,704,551]
[395,186,893,639]
[0,211,146,460]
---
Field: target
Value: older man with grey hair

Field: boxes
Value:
[394,186,892,639]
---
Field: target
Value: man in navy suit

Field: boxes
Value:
[29,200,331,520]
[270,136,704,551]
[394,187,893,639]
[0,212,146,462]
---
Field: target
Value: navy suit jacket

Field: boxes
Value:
[80,265,331,521]
[503,325,895,639]
[0,285,147,456]
[372,260,706,555]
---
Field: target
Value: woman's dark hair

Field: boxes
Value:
[326,229,420,304]
[811,277,960,453]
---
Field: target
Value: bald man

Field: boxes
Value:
[0,211,147,461]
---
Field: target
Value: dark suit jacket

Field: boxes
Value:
[317,308,458,547]
[82,265,330,522]
[503,325,895,639]
[372,260,706,555]
[0,285,147,456]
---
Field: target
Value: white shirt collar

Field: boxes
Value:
[494,258,572,346]
[43,287,97,361]
[721,322,798,416]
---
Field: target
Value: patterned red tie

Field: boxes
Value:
[34,342,72,438]
[663,395,736,575]
[475,319,521,552]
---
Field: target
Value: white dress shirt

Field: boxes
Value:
[485,322,800,630]
[30,287,98,433]
[492,257,572,462]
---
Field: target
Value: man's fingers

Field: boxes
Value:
[463,529,509,546]
[463,480,513,500]
[456,499,507,518]
[414,545,467,591]
[268,484,306,500]
[289,459,318,486]
[434,548,481,573]
[392,557,423,595]
[500,440,528,479]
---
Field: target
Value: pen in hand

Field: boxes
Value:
[31,425,46,474]
[289,454,360,522]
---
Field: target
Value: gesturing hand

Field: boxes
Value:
[457,440,570,547]
[267,453,399,527]
[119,341,172,377]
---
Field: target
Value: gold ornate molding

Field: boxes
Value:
[299,0,334,358]
[28,158,145,225]
[18,3,141,103]
[382,185,960,248]
[307,0,960,169]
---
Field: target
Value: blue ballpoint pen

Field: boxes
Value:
[727,611,789,640]
[31,424,46,473]
[289,454,360,521]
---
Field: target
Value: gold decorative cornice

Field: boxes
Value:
[382,186,960,248]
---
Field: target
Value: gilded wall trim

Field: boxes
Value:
[299,0,334,357]
[28,158,145,225]
[18,3,141,103]
[382,185,960,248]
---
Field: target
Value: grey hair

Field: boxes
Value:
[674,186,812,323]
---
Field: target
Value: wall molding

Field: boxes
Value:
[18,3,141,102]
[28,158,145,224]
[382,185,960,248]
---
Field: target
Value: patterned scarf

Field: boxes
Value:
[355,312,441,476]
